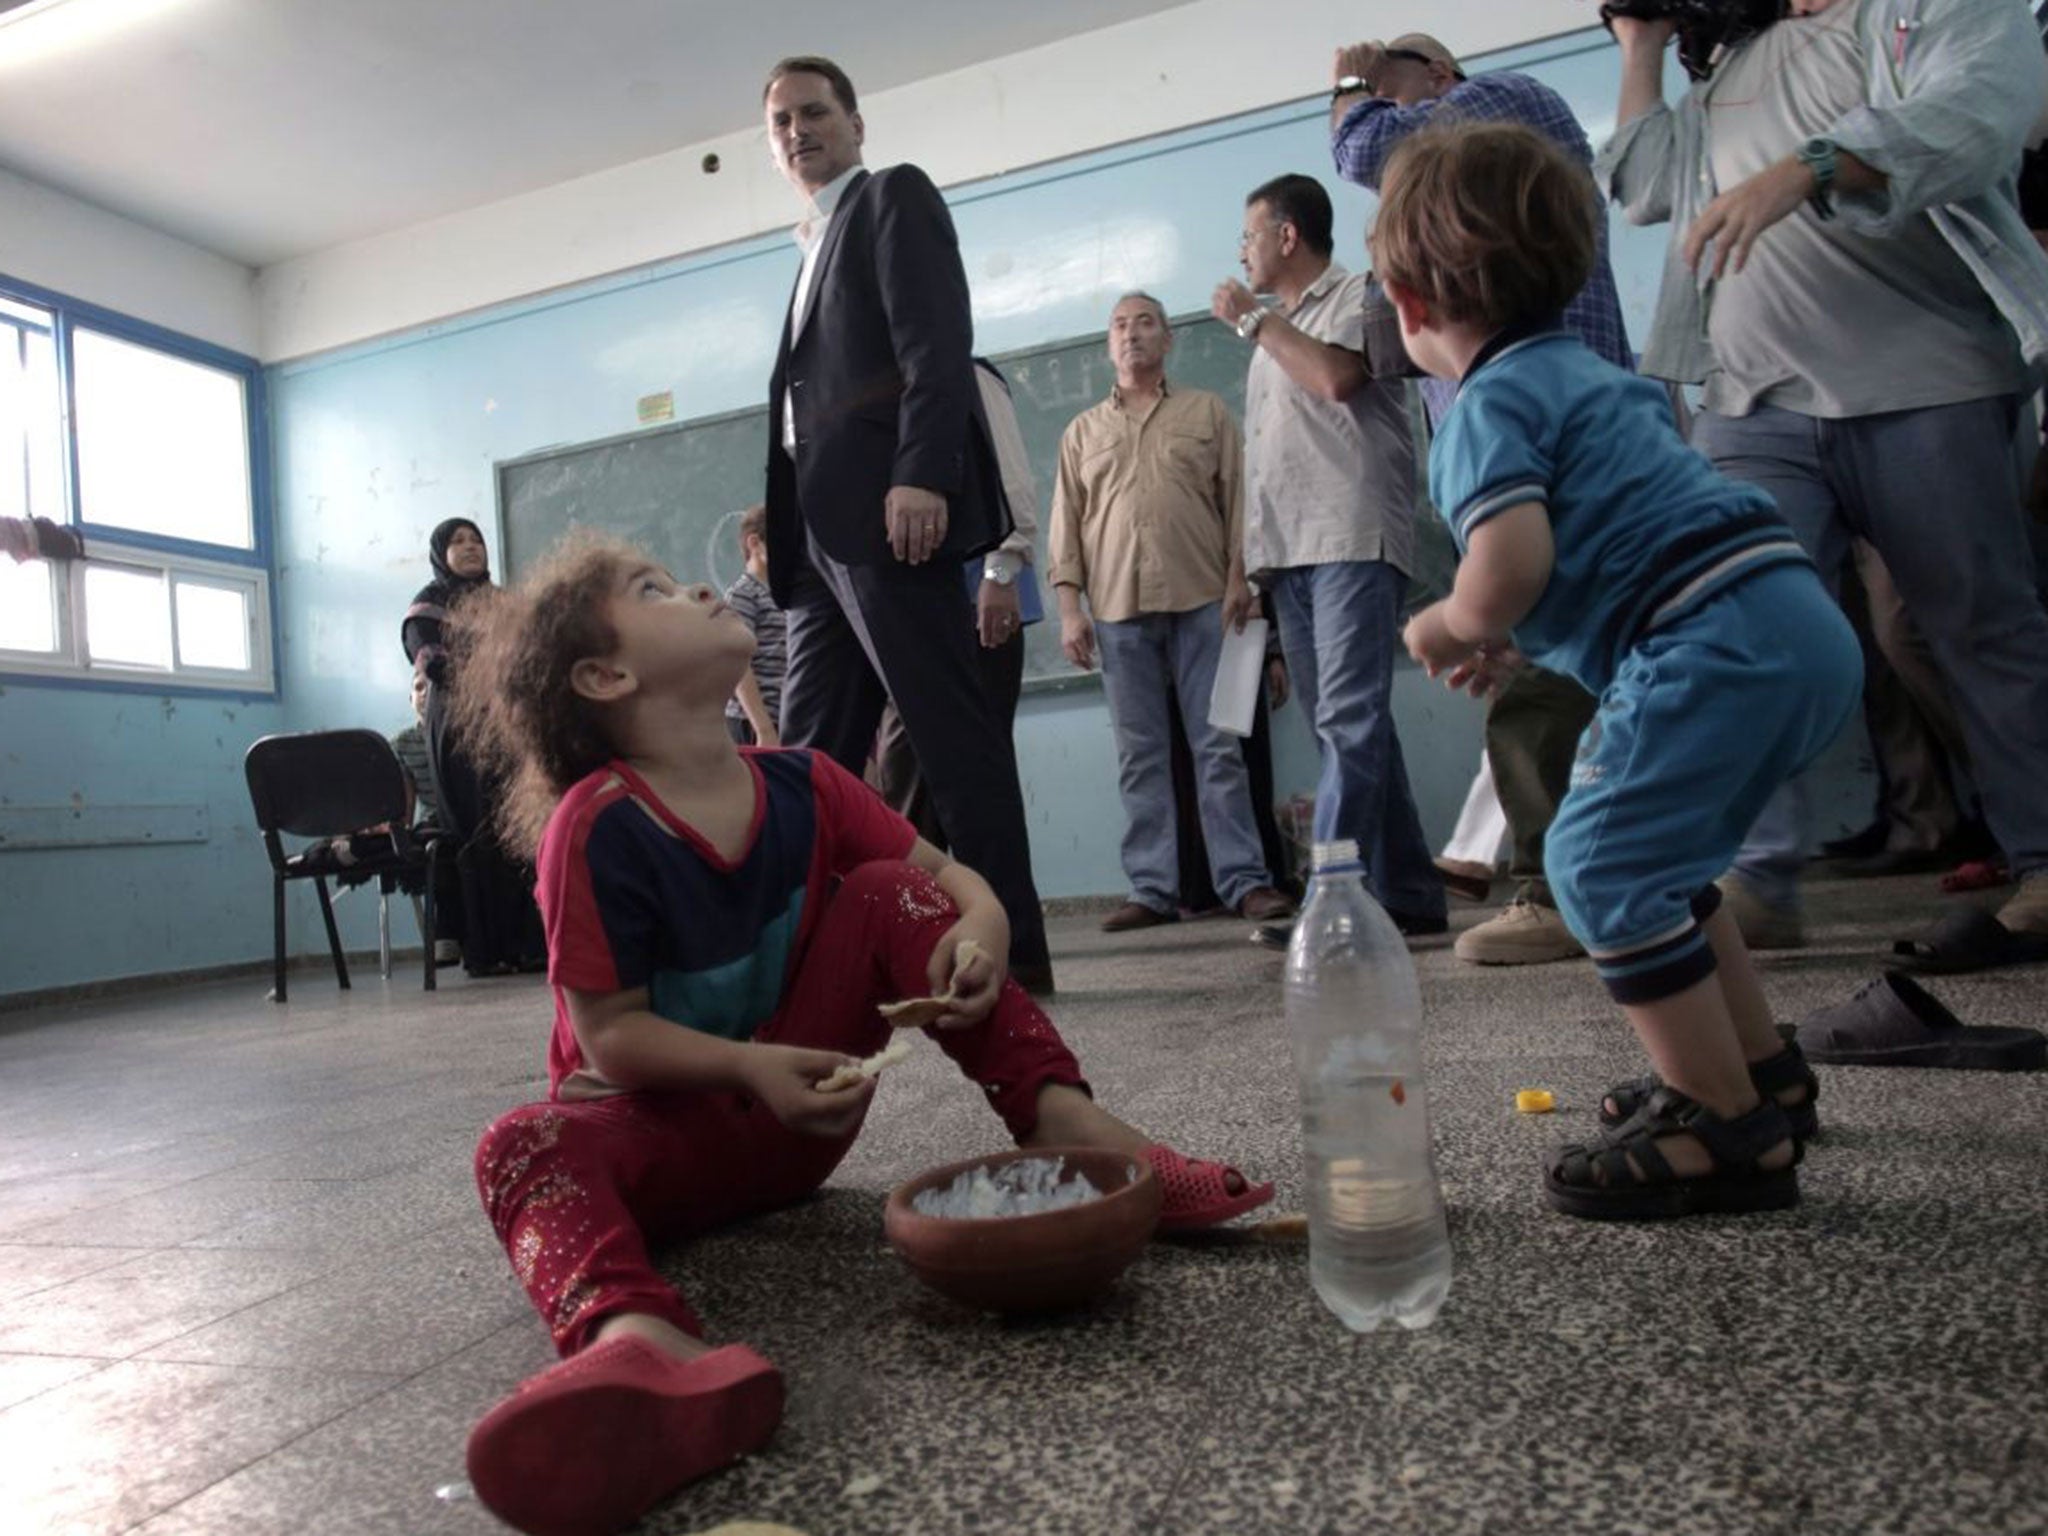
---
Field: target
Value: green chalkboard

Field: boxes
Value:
[494,313,1451,687]
[497,404,771,608]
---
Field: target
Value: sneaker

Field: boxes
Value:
[1716,874,1805,950]
[1997,870,2048,938]
[1100,901,1178,933]
[1454,899,1586,965]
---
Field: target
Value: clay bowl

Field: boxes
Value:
[883,1146,1161,1315]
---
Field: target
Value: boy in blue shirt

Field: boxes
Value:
[1376,121,1861,1220]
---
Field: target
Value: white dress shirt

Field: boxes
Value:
[782,165,863,457]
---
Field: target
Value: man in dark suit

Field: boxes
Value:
[761,55,1053,993]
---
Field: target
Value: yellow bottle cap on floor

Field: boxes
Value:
[1515,1089,1556,1114]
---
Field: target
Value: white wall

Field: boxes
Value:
[257,0,1592,361]
[0,165,259,355]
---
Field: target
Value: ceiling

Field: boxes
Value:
[0,0,1194,269]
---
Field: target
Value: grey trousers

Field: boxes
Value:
[1845,539,1971,852]
[1696,397,2048,900]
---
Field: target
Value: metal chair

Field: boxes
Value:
[243,729,452,1002]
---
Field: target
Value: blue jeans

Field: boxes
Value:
[1268,562,1446,923]
[1695,398,2048,904]
[1094,603,1273,913]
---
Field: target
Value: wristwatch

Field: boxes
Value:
[1794,136,1839,220]
[1235,308,1267,341]
[1331,74,1369,100]
[982,552,1018,586]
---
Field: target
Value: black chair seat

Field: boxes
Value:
[244,730,454,1002]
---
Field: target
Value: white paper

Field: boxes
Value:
[1208,616,1268,738]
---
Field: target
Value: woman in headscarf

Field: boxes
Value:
[403,518,543,976]
[404,517,492,688]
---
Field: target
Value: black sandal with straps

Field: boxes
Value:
[1544,1087,1800,1221]
[1599,1042,1820,1143]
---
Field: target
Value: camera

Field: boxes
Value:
[1598,0,1789,80]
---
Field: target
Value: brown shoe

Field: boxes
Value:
[1434,857,1495,904]
[1100,901,1178,933]
[1237,886,1296,923]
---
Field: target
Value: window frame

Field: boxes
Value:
[0,271,275,700]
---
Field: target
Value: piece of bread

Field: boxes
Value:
[816,1036,912,1094]
[876,996,952,1029]
[875,939,989,1028]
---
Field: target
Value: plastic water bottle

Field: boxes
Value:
[1285,839,1452,1331]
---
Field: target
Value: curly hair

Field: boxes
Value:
[1370,120,1597,333]
[446,531,639,861]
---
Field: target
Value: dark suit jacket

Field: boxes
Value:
[764,164,1010,604]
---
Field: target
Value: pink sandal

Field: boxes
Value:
[1146,1144,1275,1232]
[466,1336,783,1536]
[1939,858,2011,894]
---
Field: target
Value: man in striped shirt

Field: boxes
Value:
[723,503,787,746]
[1330,32,1631,970]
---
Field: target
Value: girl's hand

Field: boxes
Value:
[928,920,1007,1029]
[1404,603,1479,679]
[741,1043,875,1137]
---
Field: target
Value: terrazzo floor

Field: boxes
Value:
[0,872,2043,1536]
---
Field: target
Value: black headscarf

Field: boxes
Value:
[425,517,490,592]
[404,517,492,676]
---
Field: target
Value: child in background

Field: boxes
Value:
[1376,121,1861,1220]
[450,533,1271,1535]
[389,671,441,828]
[723,502,784,745]
[390,670,462,965]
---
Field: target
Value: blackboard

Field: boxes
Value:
[498,405,772,616]
[496,314,1452,687]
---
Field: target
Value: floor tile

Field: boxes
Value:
[0,1357,398,1534]
[0,1247,328,1358]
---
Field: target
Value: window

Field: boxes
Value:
[0,278,271,693]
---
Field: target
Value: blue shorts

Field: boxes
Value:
[1545,563,1862,1004]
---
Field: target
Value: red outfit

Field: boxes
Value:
[475,753,1084,1355]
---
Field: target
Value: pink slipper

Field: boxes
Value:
[1146,1144,1275,1232]
[466,1337,784,1536]
[1939,858,2011,894]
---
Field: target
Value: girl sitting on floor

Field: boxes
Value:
[450,532,1273,1536]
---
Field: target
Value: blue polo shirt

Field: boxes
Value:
[1430,329,1806,694]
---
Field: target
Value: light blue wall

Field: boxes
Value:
[0,683,288,994]
[1,29,1865,997]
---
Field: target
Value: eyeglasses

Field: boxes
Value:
[1382,47,1436,67]
[1238,222,1284,250]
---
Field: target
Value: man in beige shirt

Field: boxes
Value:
[1210,171,1446,940]
[1049,292,1293,933]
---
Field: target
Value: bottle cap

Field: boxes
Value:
[1311,839,1361,870]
